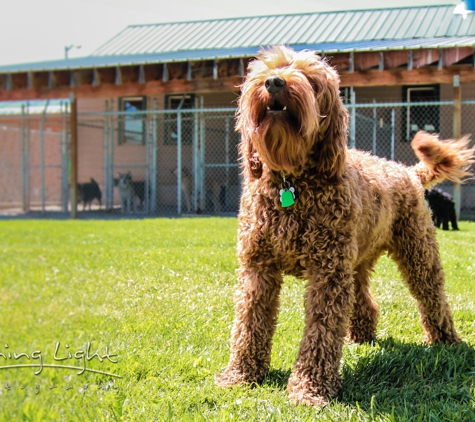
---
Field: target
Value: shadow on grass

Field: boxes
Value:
[263,338,475,419]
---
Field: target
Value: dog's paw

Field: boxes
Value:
[214,371,240,388]
[288,390,329,407]
[215,366,265,388]
[215,370,252,388]
[287,372,339,407]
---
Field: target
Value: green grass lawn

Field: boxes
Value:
[0,218,474,421]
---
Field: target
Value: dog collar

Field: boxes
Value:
[279,172,296,207]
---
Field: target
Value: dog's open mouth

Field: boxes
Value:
[266,99,287,113]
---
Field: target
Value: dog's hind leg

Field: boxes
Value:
[348,259,379,344]
[215,266,283,387]
[442,214,450,231]
[450,206,459,230]
[391,218,460,345]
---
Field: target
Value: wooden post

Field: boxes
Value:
[70,93,78,219]
[453,75,461,221]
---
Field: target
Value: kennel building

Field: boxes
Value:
[1,4,475,217]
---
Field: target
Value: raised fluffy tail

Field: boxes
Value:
[411,131,474,188]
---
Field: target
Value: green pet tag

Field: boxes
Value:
[279,186,295,207]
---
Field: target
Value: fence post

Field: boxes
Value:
[108,99,115,211]
[372,99,377,155]
[70,93,78,219]
[60,101,69,212]
[193,101,200,212]
[151,99,158,213]
[199,96,205,212]
[391,109,395,160]
[177,110,182,215]
[40,100,50,215]
[103,100,110,211]
[349,88,356,148]
[21,104,30,213]
[453,75,461,220]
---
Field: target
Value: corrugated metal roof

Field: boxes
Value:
[91,5,475,56]
[1,5,475,73]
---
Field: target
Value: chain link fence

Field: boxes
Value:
[0,101,69,214]
[350,101,475,216]
[0,99,474,217]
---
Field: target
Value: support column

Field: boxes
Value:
[453,75,461,221]
[349,88,356,148]
[69,93,78,219]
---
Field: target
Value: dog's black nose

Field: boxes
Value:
[265,76,286,93]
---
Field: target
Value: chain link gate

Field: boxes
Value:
[0,102,69,214]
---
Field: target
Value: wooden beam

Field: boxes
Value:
[407,50,413,71]
[0,76,243,100]
[340,65,475,87]
[379,52,384,72]
[4,58,475,101]
[162,64,168,82]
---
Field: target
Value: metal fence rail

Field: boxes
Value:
[0,100,474,217]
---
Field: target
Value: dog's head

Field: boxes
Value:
[237,45,348,181]
[118,172,132,188]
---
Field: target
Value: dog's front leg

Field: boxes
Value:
[215,265,283,387]
[287,264,354,406]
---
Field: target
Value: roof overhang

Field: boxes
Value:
[1,37,475,74]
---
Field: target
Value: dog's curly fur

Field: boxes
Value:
[215,45,475,406]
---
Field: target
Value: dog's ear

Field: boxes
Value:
[239,135,263,179]
[312,70,349,183]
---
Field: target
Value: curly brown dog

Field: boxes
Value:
[215,45,474,406]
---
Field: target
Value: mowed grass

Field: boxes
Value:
[0,217,474,421]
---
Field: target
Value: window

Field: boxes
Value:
[403,86,439,141]
[119,96,146,145]
[164,94,195,145]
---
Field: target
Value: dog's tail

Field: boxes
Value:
[411,131,474,188]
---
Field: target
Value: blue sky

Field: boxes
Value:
[0,0,456,66]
